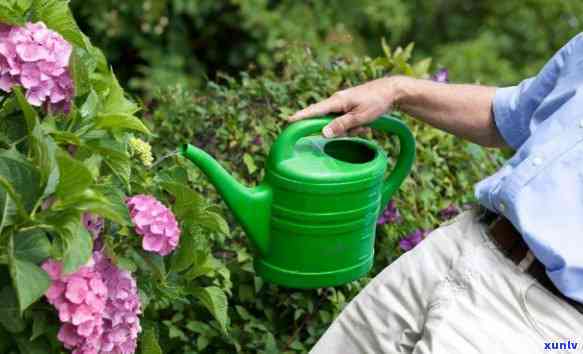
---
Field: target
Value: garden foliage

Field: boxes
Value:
[0,1,508,353]
[69,0,582,96]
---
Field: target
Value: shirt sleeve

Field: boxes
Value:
[492,33,583,150]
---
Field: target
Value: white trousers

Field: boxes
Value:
[310,210,583,354]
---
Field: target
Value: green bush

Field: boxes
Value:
[146,43,506,352]
[70,0,582,97]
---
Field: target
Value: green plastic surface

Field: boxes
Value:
[180,114,415,288]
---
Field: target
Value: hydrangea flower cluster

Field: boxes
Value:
[94,251,142,354]
[399,229,430,252]
[42,258,108,354]
[126,195,181,256]
[128,137,153,167]
[43,251,142,354]
[0,22,74,111]
[377,200,401,225]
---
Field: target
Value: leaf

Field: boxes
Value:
[95,113,151,135]
[62,225,92,274]
[198,211,229,235]
[15,335,50,354]
[190,286,229,334]
[140,327,163,354]
[0,3,25,26]
[161,181,205,219]
[0,286,26,333]
[13,86,38,135]
[55,148,93,198]
[30,125,59,197]
[86,141,131,189]
[0,150,42,214]
[31,0,88,49]
[0,186,18,234]
[184,251,217,280]
[30,311,49,341]
[9,254,51,313]
[170,232,196,273]
[80,90,99,120]
[52,189,127,225]
[100,70,139,116]
[69,47,92,97]
[242,153,257,174]
[13,229,51,263]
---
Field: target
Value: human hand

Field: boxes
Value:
[288,77,401,137]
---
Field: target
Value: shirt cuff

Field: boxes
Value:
[492,86,523,150]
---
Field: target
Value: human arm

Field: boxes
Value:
[289,76,505,148]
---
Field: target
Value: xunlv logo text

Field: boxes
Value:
[544,340,579,350]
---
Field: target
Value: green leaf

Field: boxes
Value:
[31,0,88,49]
[62,225,92,274]
[0,286,26,333]
[161,181,205,219]
[190,286,229,334]
[0,3,25,26]
[13,86,38,135]
[140,327,163,354]
[100,70,139,116]
[55,149,93,198]
[69,47,92,97]
[52,188,127,225]
[86,141,131,189]
[13,229,51,263]
[9,254,50,313]
[15,335,50,354]
[0,186,18,234]
[170,232,196,273]
[30,311,49,341]
[30,125,59,197]
[115,257,137,273]
[0,150,42,214]
[243,153,257,174]
[198,211,229,235]
[80,90,99,120]
[184,251,217,280]
[95,113,151,135]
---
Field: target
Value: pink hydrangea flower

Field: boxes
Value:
[0,21,73,112]
[126,195,181,256]
[42,257,107,353]
[94,252,142,354]
[43,251,142,354]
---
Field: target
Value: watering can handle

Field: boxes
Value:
[271,113,416,207]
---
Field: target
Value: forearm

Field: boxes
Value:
[391,76,506,148]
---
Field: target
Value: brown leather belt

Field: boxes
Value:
[485,212,583,315]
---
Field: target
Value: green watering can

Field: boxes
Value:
[180,114,415,288]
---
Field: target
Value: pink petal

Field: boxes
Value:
[66,276,89,304]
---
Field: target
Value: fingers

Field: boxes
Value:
[288,94,345,122]
[323,113,366,138]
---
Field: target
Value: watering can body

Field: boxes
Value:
[181,114,415,288]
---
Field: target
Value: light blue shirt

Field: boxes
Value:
[475,33,583,303]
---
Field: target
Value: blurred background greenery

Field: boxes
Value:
[70,0,582,97]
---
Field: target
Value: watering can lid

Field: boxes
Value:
[267,135,387,186]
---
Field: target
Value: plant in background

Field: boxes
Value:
[145,39,506,352]
[0,1,230,353]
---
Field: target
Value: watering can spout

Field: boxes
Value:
[179,144,271,255]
